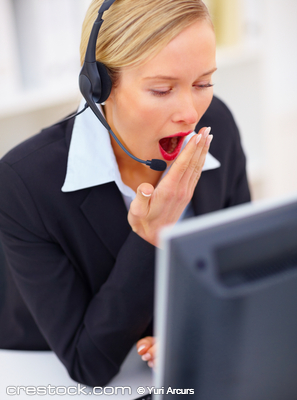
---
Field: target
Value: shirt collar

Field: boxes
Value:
[61,99,221,193]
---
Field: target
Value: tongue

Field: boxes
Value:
[159,137,172,152]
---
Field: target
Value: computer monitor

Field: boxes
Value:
[154,193,297,400]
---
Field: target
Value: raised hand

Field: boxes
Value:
[128,127,212,246]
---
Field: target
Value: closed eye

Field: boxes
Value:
[150,89,172,97]
[151,83,214,97]
[196,83,214,89]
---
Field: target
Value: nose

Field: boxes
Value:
[171,91,199,126]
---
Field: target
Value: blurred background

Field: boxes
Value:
[0,0,296,201]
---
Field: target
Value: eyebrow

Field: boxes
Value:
[143,67,217,81]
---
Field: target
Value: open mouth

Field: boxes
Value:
[159,131,192,161]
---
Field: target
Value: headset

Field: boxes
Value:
[78,0,167,172]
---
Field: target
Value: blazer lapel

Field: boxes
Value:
[80,182,131,258]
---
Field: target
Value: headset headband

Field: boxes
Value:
[78,0,167,172]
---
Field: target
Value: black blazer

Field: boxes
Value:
[0,96,250,386]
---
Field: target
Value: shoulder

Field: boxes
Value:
[207,95,235,117]
[1,118,74,168]
[197,95,240,137]
[196,95,244,164]
[192,96,250,212]
[0,119,76,229]
[0,118,75,196]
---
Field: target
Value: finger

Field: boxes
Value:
[137,336,155,355]
[148,356,158,370]
[146,343,157,358]
[180,127,211,178]
[177,127,211,190]
[141,343,157,362]
[139,183,154,198]
[165,127,211,186]
[129,183,154,218]
[188,133,213,190]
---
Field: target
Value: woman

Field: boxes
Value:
[0,0,250,387]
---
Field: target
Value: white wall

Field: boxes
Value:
[214,0,297,200]
[1,0,297,201]
[260,0,297,198]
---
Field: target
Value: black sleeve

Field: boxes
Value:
[0,161,155,387]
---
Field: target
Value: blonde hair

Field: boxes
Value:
[80,0,212,85]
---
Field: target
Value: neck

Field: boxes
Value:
[110,135,163,192]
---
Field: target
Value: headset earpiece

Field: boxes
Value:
[79,60,112,105]
[79,0,114,105]
[96,62,112,103]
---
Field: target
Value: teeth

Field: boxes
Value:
[167,137,178,154]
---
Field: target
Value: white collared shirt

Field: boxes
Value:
[62,100,221,217]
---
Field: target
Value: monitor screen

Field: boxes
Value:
[154,194,297,400]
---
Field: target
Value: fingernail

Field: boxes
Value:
[137,345,147,353]
[206,134,213,146]
[203,127,211,138]
[141,192,152,197]
[195,133,202,145]
[142,353,151,361]
[148,361,154,368]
